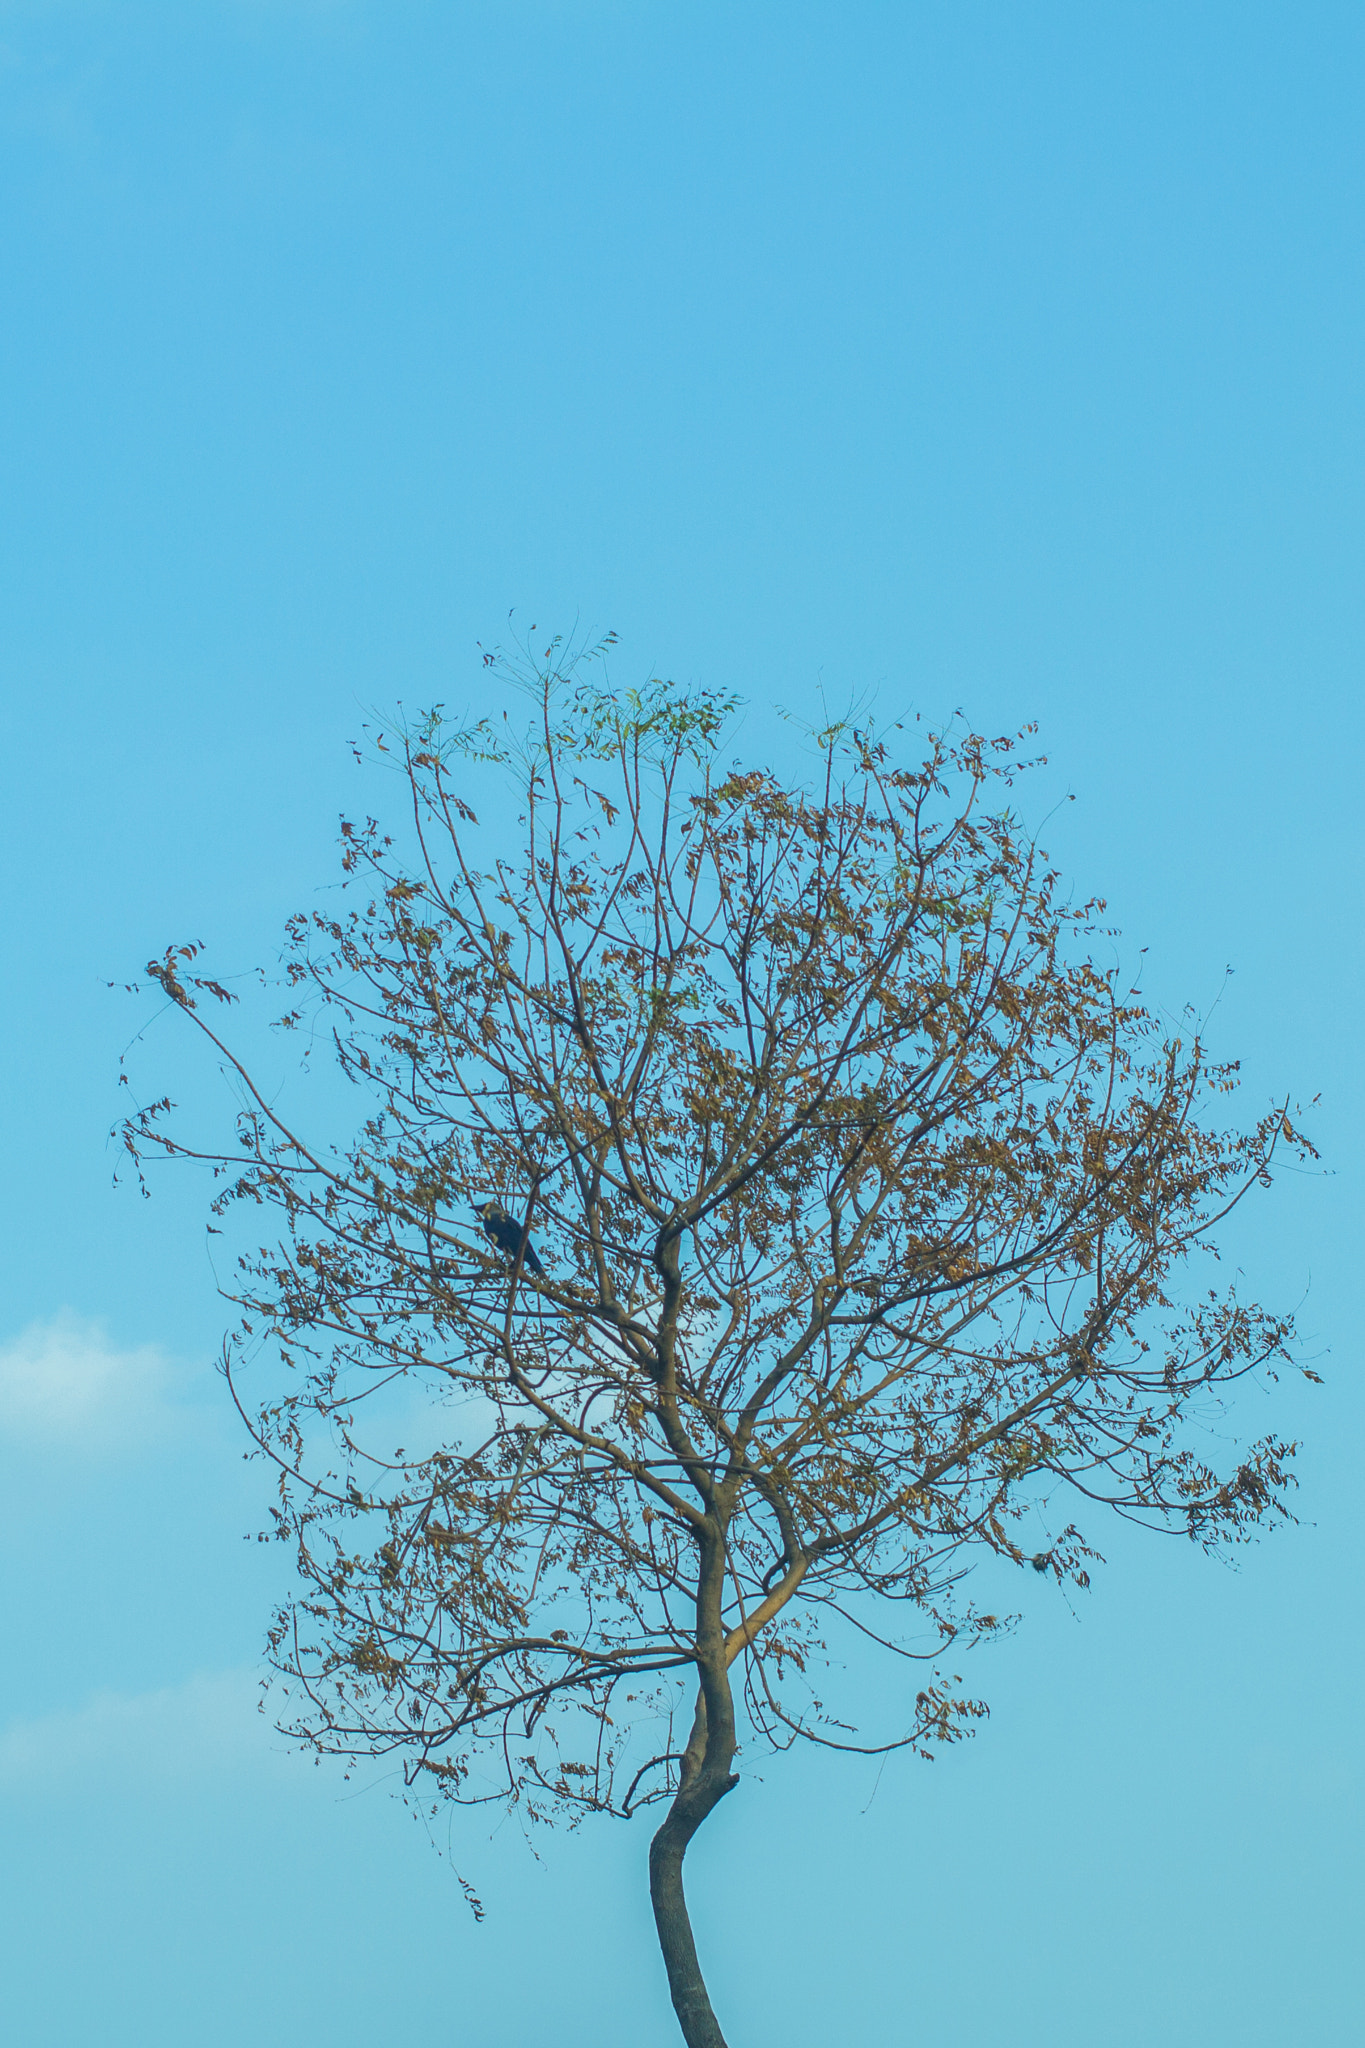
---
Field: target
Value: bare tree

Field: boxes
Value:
[125,644,1312,2048]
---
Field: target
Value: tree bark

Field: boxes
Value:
[648,1639,738,2048]
[649,1785,735,2048]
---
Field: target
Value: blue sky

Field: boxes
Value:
[1,4,1361,2043]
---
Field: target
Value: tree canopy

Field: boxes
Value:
[127,644,1311,2048]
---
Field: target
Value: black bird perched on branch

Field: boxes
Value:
[474,1200,545,1277]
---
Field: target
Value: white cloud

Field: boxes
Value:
[0,1668,292,1792]
[0,1310,181,1450]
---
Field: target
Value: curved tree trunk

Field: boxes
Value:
[649,1793,735,2047]
[649,1796,732,2048]
[648,1658,738,2048]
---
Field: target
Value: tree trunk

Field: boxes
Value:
[646,1511,740,2046]
[649,1795,733,2048]
[648,1651,738,2048]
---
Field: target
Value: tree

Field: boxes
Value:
[125,643,1311,2048]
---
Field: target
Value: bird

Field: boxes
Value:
[1030,1552,1051,1573]
[474,1199,545,1277]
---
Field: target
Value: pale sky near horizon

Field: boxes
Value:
[1,6,1362,2044]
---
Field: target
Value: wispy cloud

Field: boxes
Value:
[0,1668,291,1792]
[0,1310,184,1451]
